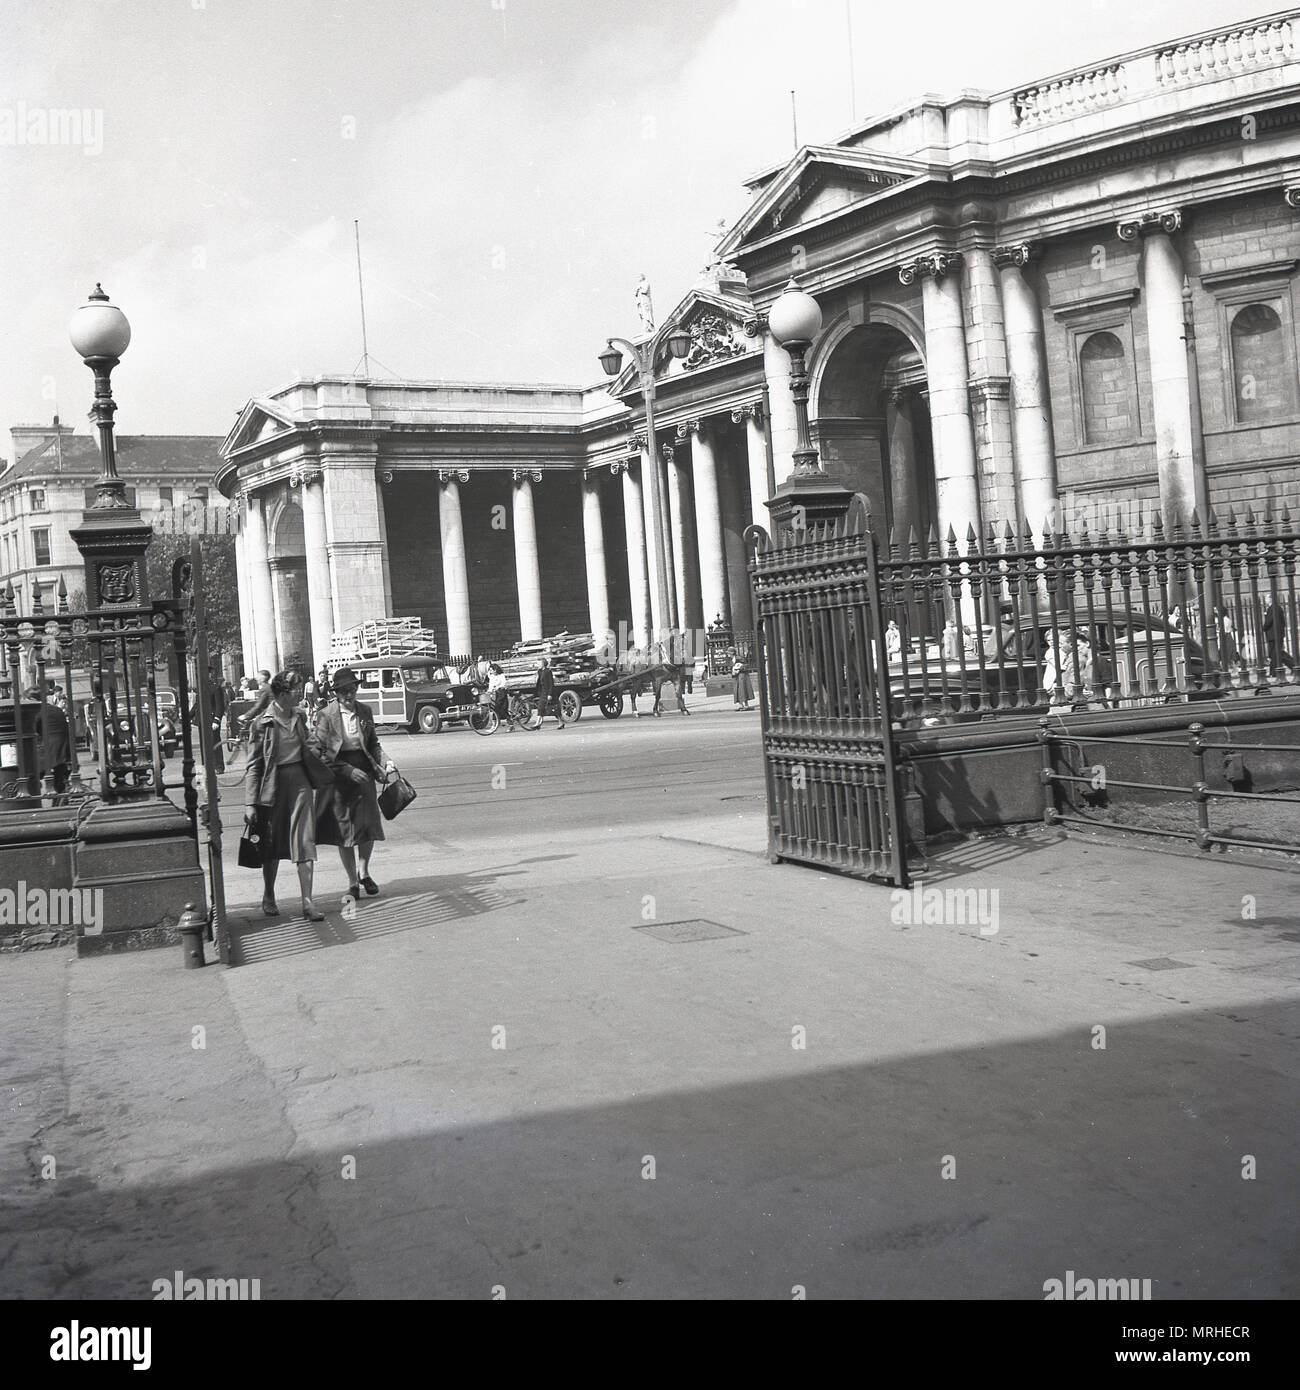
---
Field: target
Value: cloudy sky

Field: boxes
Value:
[0,0,1270,446]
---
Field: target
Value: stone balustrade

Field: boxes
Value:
[1010,10,1297,128]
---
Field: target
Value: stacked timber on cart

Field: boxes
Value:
[497,631,615,692]
[327,617,440,669]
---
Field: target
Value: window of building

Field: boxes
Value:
[32,528,51,567]
[158,485,173,506]
[1230,302,1294,422]
[1079,331,1137,444]
[28,488,46,511]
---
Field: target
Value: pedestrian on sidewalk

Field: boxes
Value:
[243,669,334,921]
[24,686,71,795]
[314,665,397,901]
[534,657,565,728]
[730,648,754,710]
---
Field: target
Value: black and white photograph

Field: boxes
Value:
[1,0,1297,1347]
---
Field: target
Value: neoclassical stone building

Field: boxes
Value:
[218,11,1300,676]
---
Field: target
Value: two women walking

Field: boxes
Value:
[244,666,395,920]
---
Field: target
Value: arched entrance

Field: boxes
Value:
[268,499,312,672]
[813,322,938,547]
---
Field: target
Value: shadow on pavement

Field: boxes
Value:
[4,996,1297,1299]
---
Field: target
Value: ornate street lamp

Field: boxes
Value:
[69,284,132,509]
[68,285,154,611]
[764,277,852,540]
[599,324,692,635]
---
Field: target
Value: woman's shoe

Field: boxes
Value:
[261,896,279,917]
[301,898,326,922]
[360,875,380,897]
[346,883,362,902]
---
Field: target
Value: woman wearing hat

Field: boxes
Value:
[244,668,334,921]
[314,666,396,900]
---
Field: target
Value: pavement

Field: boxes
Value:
[2,691,1299,1300]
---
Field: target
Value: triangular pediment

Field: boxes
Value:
[605,287,760,398]
[220,397,299,458]
[718,146,927,258]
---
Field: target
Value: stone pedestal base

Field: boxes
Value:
[73,800,206,956]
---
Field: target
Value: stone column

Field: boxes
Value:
[962,247,1016,524]
[902,253,982,545]
[298,469,335,673]
[734,402,770,532]
[232,506,257,677]
[1120,210,1198,526]
[885,388,920,544]
[243,492,279,673]
[761,326,798,487]
[687,420,728,633]
[581,472,610,643]
[620,461,650,649]
[438,470,472,657]
[637,439,674,641]
[663,440,695,636]
[995,243,1059,531]
[512,469,543,642]
[322,452,388,633]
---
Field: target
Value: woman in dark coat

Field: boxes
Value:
[313,666,395,900]
[243,669,333,921]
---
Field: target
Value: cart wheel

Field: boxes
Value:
[416,705,442,734]
[558,689,583,723]
[599,693,623,719]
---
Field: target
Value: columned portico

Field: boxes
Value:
[685,419,728,634]
[885,388,922,543]
[438,470,472,655]
[243,493,278,673]
[1121,209,1199,526]
[619,460,650,649]
[637,438,674,639]
[994,243,1059,530]
[512,469,543,642]
[903,254,982,544]
[297,468,335,673]
[581,472,610,641]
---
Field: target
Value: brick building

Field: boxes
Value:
[1,419,227,612]
[217,12,1300,676]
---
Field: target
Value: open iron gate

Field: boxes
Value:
[746,498,910,886]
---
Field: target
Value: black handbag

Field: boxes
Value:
[378,768,416,821]
[238,818,265,869]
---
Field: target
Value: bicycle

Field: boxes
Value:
[468,691,541,735]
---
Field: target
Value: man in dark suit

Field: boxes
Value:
[534,657,564,729]
[24,686,71,794]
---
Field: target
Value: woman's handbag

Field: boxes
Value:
[378,768,416,821]
[238,816,265,869]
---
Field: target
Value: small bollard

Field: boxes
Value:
[178,902,206,969]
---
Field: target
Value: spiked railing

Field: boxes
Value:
[873,503,1300,727]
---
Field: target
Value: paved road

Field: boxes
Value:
[3,693,1298,1304]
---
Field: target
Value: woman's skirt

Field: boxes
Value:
[733,670,754,704]
[316,748,385,848]
[262,761,317,863]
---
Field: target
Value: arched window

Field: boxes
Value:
[1079,331,1136,444]
[1231,303,1292,422]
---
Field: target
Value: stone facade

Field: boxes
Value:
[219,13,1300,669]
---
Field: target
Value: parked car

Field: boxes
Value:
[345,657,478,733]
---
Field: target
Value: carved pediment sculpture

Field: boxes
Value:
[681,311,747,371]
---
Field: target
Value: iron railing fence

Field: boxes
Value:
[873,507,1299,727]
